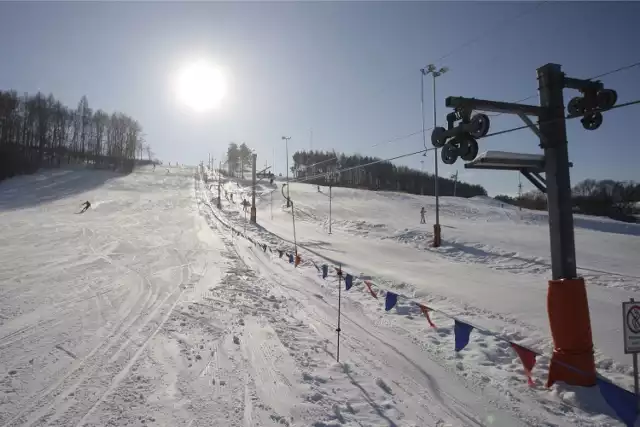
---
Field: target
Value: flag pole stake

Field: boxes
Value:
[336,264,342,363]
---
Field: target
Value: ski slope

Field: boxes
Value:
[0,165,637,426]
[212,170,640,426]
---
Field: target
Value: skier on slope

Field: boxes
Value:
[420,207,426,224]
[78,201,91,214]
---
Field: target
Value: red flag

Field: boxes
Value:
[511,343,537,386]
[364,280,378,299]
[417,304,436,328]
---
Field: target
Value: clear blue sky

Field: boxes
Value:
[1,1,639,196]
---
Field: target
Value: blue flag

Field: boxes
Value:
[454,320,474,351]
[345,274,353,290]
[322,264,328,279]
[385,292,398,311]
[598,377,638,427]
[289,254,294,264]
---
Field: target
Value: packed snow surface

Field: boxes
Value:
[0,165,638,426]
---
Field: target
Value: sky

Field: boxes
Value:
[1,1,639,196]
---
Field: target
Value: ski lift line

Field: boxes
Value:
[481,98,640,140]
[289,98,640,186]
[587,60,640,80]
[488,60,640,118]
[370,129,429,148]
[427,0,549,66]
[289,148,432,185]
[332,1,550,121]
[367,60,640,148]
[298,156,339,170]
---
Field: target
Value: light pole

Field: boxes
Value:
[420,159,425,195]
[421,63,448,247]
[282,136,291,207]
[451,170,458,197]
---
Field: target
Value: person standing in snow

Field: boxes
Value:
[420,207,426,224]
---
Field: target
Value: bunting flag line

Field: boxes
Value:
[417,304,436,328]
[511,344,537,386]
[597,377,638,427]
[201,193,637,416]
[454,320,474,352]
[364,280,378,299]
[345,274,353,291]
[385,292,398,311]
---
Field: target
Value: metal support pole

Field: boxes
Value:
[432,72,441,247]
[633,299,640,409]
[452,170,458,197]
[282,183,297,257]
[423,64,446,247]
[283,136,291,208]
[421,72,427,152]
[635,354,640,410]
[538,64,577,280]
[291,200,297,257]
[336,264,342,363]
[251,153,257,223]
[329,185,332,234]
[270,190,273,220]
[539,63,595,387]
[217,161,222,209]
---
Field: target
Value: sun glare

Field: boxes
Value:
[176,60,226,112]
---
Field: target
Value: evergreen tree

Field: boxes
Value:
[226,142,239,177]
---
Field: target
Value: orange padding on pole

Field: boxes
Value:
[546,277,596,387]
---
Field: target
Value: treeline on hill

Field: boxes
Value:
[0,90,150,182]
[291,150,487,197]
[495,179,639,222]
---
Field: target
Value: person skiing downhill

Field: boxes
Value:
[78,201,91,214]
[420,207,426,224]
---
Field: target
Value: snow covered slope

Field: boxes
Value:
[0,165,637,426]
[214,173,640,417]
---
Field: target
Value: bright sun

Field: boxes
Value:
[176,60,226,112]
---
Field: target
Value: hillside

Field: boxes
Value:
[0,165,638,426]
